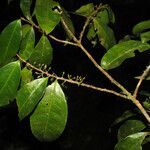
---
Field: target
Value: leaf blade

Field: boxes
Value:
[30,80,68,141]
[0,20,21,66]
[29,35,53,66]
[117,120,146,141]
[35,0,61,34]
[0,61,21,106]
[94,19,116,50]
[16,78,48,120]
[75,3,94,17]
[19,26,35,60]
[20,0,32,20]
[115,132,148,150]
[101,40,150,70]
[132,20,150,35]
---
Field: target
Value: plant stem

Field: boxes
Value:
[133,65,150,98]
[17,54,127,99]
[60,8,150,123]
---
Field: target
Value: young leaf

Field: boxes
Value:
[20,0,32,20]
[101,40,150,70]
[16,78,48,120]
[0,61,21,106]
[21,67,33,87]
[75,3,94,17]
[132,20,150,35]
[96,7,115,25]
[117,120,146,141]
[96,9,110,25]
[94,18,116,50]
[61,6,75,40]
[140,31,150,43]
[35,0,61,34]
[29,35,53,66]
[30,80,68,142]
[0,20,21,66]
[19,26,35,60]
[86,23,97,47]
[115,132,148,150]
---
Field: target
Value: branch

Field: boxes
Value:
[20,10,150,123]
[21,17,77,47]
[16,54,127,100]
[133,65,150,98]
[58,10,150,123]
[48,35,78,46]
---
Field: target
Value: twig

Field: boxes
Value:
[21,17,77,47]
[16,54,127,99]
[133,65,150,98]
[48,35,78,46]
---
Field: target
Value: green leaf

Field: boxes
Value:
[93,18,116,50]
[29,35,53,66]
[115,132,148,150]
[96,9,110,25]
[16,78,48,120]
[140,31,150,43]
[21,67,33,87]
[35,0,61,34]
[75,3,94,17]
[118,120,146,141]
[19,26,35,60]
[110,110,136,128]
[101,40,150,70]
[143,99,150,111]
[61,6,75,40]
[22,24,32,38]
[20,0,32,20]
[0,61,21,106]
[0,20,21,66]
[132,20,150,35]
[30,80,68,142]
[86,23,97,47]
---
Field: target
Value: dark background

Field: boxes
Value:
[0,0,150,149]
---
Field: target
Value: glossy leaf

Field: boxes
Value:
[30,80,68,141]
[140,31,150,43]
[132,20,150,35]
[21,67,33,87]
[101,40,150,70]
[35,0,61,34]
[94,18,116,50]
[0,61,21,106]
[61,6,75,40]
[16,78,48,120]
[20,0,32,20]
[0,20,21,66]
[29,35,53,66]
[19,26,35,60]
[115,132,148,150]
[75,3,94,17]
[118,120,146,141]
